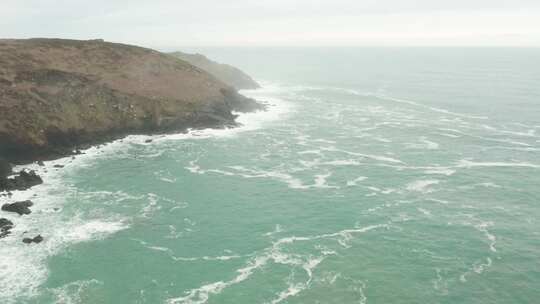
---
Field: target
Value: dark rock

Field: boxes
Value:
[2,200,33,215]
[145,139,153,143]
[221,88,266,113]
[0,158,12,178]
[19,170,43,188]
[0,218,13,238]
[0,170,43,191]
[37,160,45,166]
[22,234,43,244]
[53,164,64,168]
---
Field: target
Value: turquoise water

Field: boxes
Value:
[1,48,540,303]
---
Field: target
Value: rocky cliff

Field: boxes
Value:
[0,38,262,162]
[170,51,260,90]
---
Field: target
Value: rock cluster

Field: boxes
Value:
[0,218,13,238]
[23,235,43,244]
[2,200,34,216]
[0,170,43,192]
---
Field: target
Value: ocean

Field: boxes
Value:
[1,48,539,303]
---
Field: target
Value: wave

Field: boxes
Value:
[227,166,338,190]
[166,224,387,304]
[474,221,497,253]
[283,83,489,120]
[0,144,135,302]
[151,88,293,142]
[438,127,536,148]
[346,176,368,186]
[377,157,539,177]
[0,214,127,303]
[49,279,103,304]
[405,136,440,150]
[406,180,440,193]
[132,239,246,262]
[0,81,293,302]
[322,146,404,164]
[432,268,449,295]
[457,159,540,169]
[369,94,489,120]
[188,160,341,190]
[460,257,493,283]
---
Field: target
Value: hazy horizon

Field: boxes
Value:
[1,2,540,303]
[2,0,540,49]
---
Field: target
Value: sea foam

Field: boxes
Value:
[0,82,292,302]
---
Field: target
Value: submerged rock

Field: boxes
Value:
[2,200,33,215]
[0,218,13,238]
[22,234,43,244]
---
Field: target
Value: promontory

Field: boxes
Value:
[0,38,263,163]
[170,51,260,90]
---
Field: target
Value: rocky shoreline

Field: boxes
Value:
[0,158,42,241]
[0,38,266,245]
[0,105,269,244]
[0,38,264,163]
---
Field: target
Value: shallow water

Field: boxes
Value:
[1,48,539,303]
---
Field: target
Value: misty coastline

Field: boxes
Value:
[0,38,267,247]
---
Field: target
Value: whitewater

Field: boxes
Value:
[1,48,539,303]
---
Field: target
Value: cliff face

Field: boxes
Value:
[0,39,260,161]
[170,51,260,90]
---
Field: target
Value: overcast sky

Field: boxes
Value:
[2,0,540,49]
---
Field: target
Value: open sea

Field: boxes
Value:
[1,48,539,303]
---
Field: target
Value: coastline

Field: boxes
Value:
[0,82,292,302]
[0,83,278,200]
[3,83,288,173]
[0,38,264,164]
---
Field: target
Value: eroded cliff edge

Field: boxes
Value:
[0,38,262,162]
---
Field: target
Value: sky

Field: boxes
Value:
[2,0,540,49]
